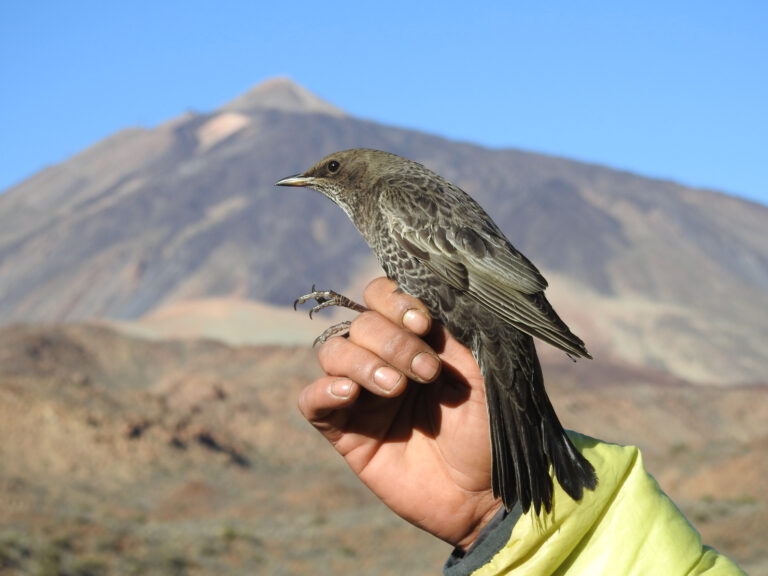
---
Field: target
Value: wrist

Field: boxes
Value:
[444,502,522,576]
[454,498,505,551]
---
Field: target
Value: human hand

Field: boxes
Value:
[298,277,502,550]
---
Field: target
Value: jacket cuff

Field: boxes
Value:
[443,503,522,576]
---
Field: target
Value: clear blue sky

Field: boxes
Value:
[1,1,766,205]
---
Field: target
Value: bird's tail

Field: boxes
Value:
[476,328,597,514]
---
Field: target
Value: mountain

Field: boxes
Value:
[0,77,766,384]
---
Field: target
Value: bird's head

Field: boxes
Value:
[275,148,401,220]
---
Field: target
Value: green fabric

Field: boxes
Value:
[471,434,745,576]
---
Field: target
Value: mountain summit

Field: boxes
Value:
[221,77,346,117]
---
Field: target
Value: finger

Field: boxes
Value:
[298,376,360,438]
[349,311,441,383]
[317,336,408,396]
[363,277,432,335]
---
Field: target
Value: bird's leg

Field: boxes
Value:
[293,285,368,317]
[293,285,369,346]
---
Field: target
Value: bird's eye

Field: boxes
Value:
[327,160,340,173]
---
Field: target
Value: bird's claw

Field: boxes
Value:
[312,321,353,347]
[294,286,368,345]
[293,283,319,312]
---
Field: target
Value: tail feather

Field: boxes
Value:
[528,346,598,501]
[540,402,598,501]
[477,329,597,514]
[486,379,519,507]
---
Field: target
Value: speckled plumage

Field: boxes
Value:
[277,148,597,513]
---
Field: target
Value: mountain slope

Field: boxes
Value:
[0,323,764,574]
[0,78,766,384]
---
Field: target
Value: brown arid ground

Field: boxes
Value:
[0,323,765,575]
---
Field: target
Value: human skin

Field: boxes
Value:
[298,277,502,550]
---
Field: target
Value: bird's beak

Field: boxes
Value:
[275,174,313,187]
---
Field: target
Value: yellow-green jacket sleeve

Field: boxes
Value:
[445,434,745,576]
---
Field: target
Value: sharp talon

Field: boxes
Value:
[313,321,352,346]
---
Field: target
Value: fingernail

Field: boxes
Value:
[411,352,441,382]
[403,309,429,334]
[330,378,353,399]
[373,366,403,392]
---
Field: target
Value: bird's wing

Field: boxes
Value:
[379,179,547,293]
[379,180,589,357]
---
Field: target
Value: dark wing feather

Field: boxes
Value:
[379,179,590,358]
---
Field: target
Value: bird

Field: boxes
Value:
[276,148,597,514]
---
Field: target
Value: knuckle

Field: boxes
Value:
[349,310,379,338]
[363,277,397,308]
[297,385,311,417]
[317,336,344,367]
[381,328,412,362]
[362,278,379,301]
[385,288,417,317]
